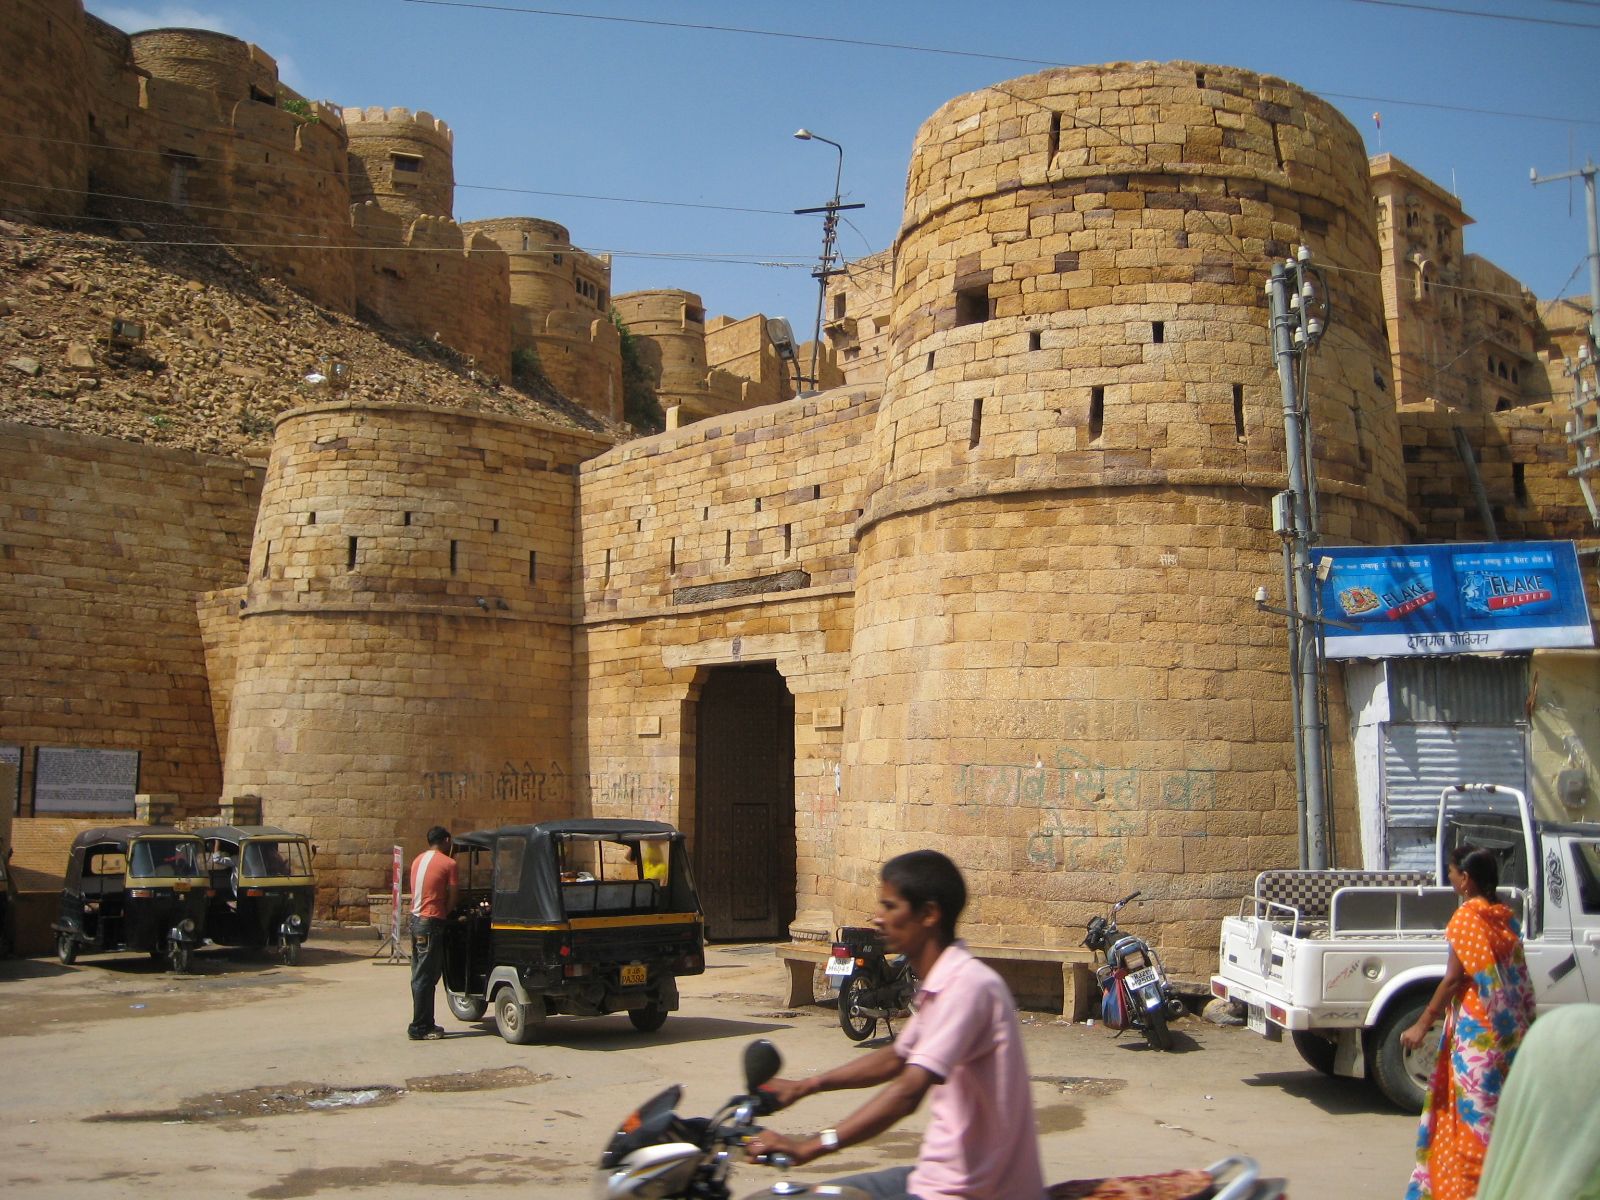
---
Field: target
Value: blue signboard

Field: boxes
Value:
[1317,540,1594,659]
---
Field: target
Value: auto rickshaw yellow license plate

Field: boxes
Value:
[621,964,647,986]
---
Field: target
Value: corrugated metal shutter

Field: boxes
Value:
[1380,723,1527,870]
[1388,657,1528,724]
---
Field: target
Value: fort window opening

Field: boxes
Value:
[969,397,984,448]
[604,547,612,580]
[784,523,792,556]
[669,537,676,573]
[491,518,500,533]
[403,511,412,526]
[955,285,991,327]
[685,304,706,325]
[450,540,459,574]
[754,497,762,513]
[812,484,822,500]
[833,293,847,319]
[723,530,731,564]
[1089,386,1105,441]
[307,511,317,525]
[1047,111,1061,160]
[521,233,529,251]
[1152,320,1165,344]
[528,550,537,582]
[926,351,935,372]
[391,153,422,174]
[250,86,275,106]
[553,253,564,265]
[1513,462,1528,505]
[347,536,358,571]
[1233,384,1246,441]
[1029,330,1042,352]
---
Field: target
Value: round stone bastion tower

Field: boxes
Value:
[219,403,611,918]
[345,107,455,226]
[836,62,1413,978]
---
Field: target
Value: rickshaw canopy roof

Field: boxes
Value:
[456,818,694,924]
[192,825,310,845]
[63,826,204,889]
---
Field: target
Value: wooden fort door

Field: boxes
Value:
[693,664,796,940]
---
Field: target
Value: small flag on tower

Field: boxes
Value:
[1372,112,1382,129]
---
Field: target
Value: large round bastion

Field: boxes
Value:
[833,62,1413,978]
[219,403,611,918]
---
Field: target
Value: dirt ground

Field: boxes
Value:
[0,934,1417,1198]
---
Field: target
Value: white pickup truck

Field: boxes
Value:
[1211,784,1600,1110]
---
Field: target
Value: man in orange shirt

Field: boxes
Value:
[408,826,458,1041]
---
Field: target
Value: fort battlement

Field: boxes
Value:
[344,106,455,149]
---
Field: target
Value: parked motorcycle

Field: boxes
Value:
[597,1040,1286,1200]
[825,925,916,1042]
[1083,890,1186,1051]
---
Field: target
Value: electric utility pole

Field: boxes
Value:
[1532,162,1600,530]
[1266,248,1333,869]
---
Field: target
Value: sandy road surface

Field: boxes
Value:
[0,935,1416,1198]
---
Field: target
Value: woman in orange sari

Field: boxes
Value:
[1401,846,1536,1200]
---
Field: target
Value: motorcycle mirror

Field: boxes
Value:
[743,1039,782,1091]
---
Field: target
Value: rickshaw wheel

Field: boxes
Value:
[494,991,540,1045]
[57,933,78,965]
[167,942,192,974]
[627,1002,668,1033]
[282,940,301,967]
[448,991,488,1022]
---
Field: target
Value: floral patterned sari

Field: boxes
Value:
[1404,896,1537,1200]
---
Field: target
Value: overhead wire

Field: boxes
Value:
[389,0,1600,127]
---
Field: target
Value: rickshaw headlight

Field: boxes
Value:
[178,918,196,934]
[287,914,303,928]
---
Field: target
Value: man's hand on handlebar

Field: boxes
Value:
[754,1077,810,1111]
[744,1130,810,1167]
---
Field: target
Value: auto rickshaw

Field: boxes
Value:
[54,826,210,972]
[441,819,705,1044]
[196,826,316,964]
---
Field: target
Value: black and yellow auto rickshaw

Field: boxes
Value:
[54,826,210,972]
[196,826,316,964]
[442,819,705,1044]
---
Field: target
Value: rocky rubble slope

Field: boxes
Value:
[0,215,620,460]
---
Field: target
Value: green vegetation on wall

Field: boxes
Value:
[612,308,665,433]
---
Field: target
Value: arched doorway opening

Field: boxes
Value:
[692,663,795,940]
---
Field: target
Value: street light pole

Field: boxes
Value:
[793,129,860,393]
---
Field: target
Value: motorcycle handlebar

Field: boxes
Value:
[1115,890,1141,907]
[753,1151,794,1170]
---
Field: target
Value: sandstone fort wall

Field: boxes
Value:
[0,422,262,817]
[838,62,1414,976]
[574,388,878,914]
[0,0,91,221]
[216,404,611,916]
[464,217,623,420]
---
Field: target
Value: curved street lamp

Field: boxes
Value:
[794,129,846,393]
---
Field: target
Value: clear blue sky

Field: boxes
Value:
[91,1,1600,333]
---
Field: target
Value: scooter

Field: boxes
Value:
[825,925,916,1043]
[596,1041,1286,1199]
[1083,890,1186,1051]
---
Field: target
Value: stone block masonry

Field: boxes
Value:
[0,422,262,817]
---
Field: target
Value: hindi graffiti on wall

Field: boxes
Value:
[33,747,140,814]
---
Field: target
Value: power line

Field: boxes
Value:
[0,130,795,216]
[395,0,1062,67]
[1336,0,1600,28]
[390,0,1600,126]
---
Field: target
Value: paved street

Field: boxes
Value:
[0,935,1416,1198]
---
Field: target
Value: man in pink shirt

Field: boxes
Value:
[407,825,458,1041]
[747,850,1046,1200]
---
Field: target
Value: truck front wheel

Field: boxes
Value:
[1371,995,1439,1113]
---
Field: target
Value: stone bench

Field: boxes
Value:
[775,940,1098,1021]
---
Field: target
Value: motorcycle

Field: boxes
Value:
[825,925,916,1042]
[1083,890,1186,1052]
[597,1041,1286,1200]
